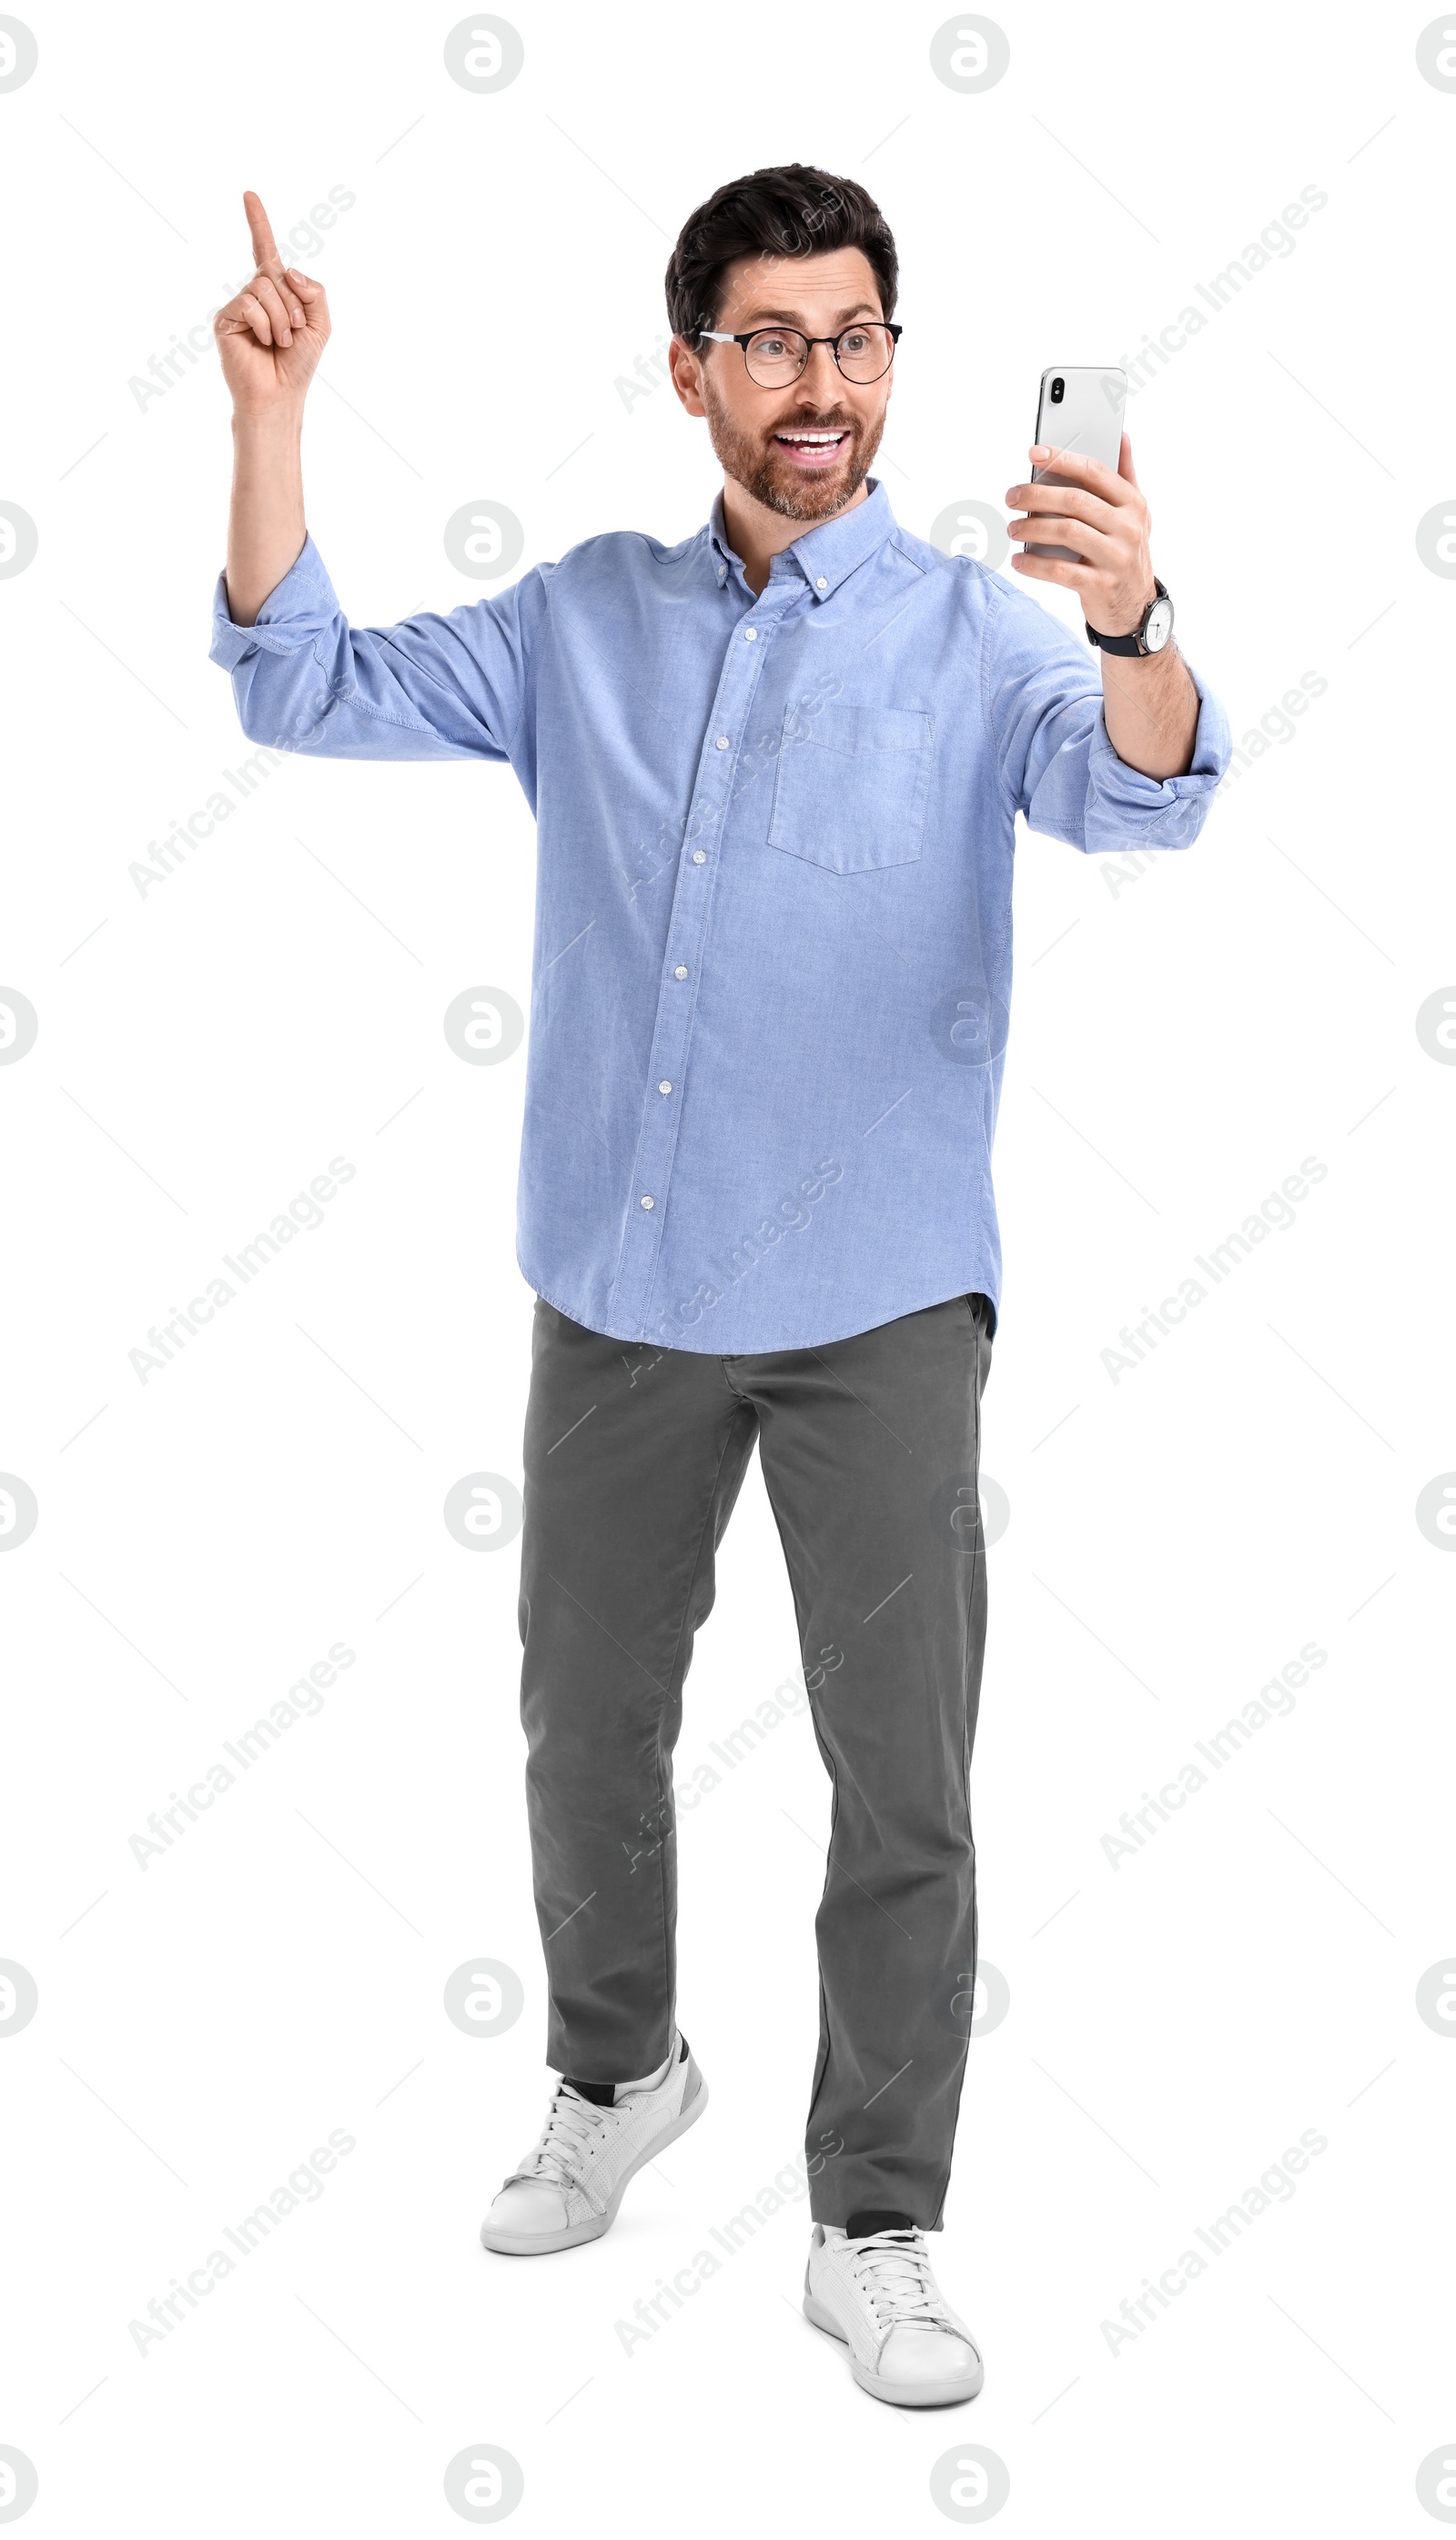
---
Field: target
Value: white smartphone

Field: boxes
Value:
[1026,367,1127,562]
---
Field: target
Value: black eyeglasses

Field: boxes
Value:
[700,322,902,387]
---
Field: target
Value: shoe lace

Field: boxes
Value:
[845,2228,951,2333]
[512,2083,612,2190]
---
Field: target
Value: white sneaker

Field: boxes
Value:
[480,2031,707,2254]
[804,2222,985,2406]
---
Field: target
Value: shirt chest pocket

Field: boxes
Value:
[767,703,933,875]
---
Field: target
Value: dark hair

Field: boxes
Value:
[664,163,898,349]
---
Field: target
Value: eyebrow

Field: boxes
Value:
[729,301,881,329]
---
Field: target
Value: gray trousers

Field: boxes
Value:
[516,1288,994,2228]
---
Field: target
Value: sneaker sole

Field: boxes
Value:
[803,2289,985,2406]
[480,2058,709,2255]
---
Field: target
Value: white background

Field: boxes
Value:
[2,2,1453,2532]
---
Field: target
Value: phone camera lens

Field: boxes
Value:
[1050,377,1065,404]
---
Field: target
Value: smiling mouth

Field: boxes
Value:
[771,427,853,466]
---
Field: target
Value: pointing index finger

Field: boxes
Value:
[243,189,285,279]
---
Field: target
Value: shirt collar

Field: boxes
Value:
[708,477,895,601]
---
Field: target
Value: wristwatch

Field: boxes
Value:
[1086,579,1175,657]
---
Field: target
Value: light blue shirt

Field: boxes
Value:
[209,481,1229,1350]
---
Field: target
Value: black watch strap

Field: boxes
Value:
[1086,579,1170,657]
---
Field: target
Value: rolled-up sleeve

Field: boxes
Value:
[984,575,1231,855]
[208,534,551,766]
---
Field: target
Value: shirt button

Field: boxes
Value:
[673,965,688,979]
[693,849,706,864]
[743,626,757,641]
[640,1195,655,1210]
[816,576,828,591]
[714,734,730,749]
[658,1079,672,1095]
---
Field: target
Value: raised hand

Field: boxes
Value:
[1004,435,1156,636]
[214,191,331,417]
[1006,434,1199,781]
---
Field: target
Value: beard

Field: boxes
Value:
[699,372,886,523]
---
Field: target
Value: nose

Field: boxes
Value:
[795,339,844,400]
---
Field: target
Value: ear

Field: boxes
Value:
[669,334,708,419]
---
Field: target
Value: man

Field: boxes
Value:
[211,163,1228,2409]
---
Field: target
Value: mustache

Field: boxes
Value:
[764,413,859,437]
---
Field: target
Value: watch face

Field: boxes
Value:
[1144,596,1174,653]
